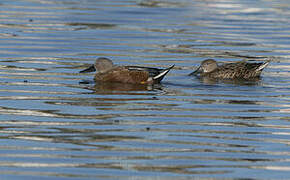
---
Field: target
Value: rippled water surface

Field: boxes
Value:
[1,0,290,179]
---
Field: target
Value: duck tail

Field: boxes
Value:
[256,60,270,72]
[153,65,175,82]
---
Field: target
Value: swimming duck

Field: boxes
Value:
[80,57,174,84]
[189,59,269,79]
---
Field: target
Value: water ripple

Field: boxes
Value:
[0,0,290,179]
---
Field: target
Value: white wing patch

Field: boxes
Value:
[153,69,169,80]
[256,61,270,72]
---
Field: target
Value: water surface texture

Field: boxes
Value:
[0,0,290,179]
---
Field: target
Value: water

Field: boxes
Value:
[0,0,290,179]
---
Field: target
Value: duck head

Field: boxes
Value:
[189,59,218,75]
[80,57,114,73]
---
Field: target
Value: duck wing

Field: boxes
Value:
[125,66,162,76]
[217,61,269,79]
[245,61,270,72]
[125,65,174,83]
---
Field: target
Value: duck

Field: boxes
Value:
[80,57,174,84]
[189,59,270,79]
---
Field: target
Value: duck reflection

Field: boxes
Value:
[80,81,163,94]
[195,76,262,86]
[93,82,162,93]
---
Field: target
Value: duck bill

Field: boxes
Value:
[79,65,96,73]
[189,66,202,76]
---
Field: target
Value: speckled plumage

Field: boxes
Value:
[80,57,174,84]
[189,59,269,79]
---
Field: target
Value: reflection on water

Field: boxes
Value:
[92,82,162,93]
[194,75,263,86]
[0,0,290,180]
[66,23,116,30]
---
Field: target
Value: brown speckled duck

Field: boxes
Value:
[80,57,174,84]
[189,59,270,79]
